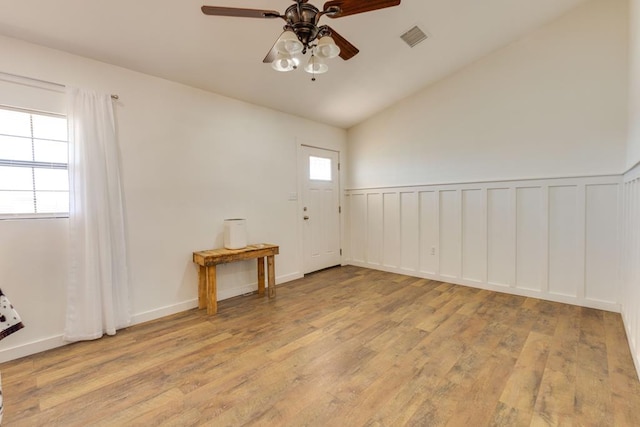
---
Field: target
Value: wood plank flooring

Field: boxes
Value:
[1,266,640,426]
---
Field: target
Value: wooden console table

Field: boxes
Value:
[193,244,279,314]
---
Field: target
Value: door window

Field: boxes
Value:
[309,156,332,181]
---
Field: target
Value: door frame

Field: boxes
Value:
[297,142,344,275]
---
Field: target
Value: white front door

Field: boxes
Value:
[301,146,341,274]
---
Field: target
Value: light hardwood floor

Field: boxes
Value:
[1,266,640,426]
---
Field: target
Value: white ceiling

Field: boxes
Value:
[0,0,587,129]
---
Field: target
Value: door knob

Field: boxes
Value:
[303,216,309,220]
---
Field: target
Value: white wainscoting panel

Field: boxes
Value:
[585,184,620,304]
[548,185,580,298]
[345,175,621,312]
[383,192,400,268]
[488,188,513,287]
[516,187,545,292]
[621,165,640,377]
[439,190,461,279]
[419,191,438,274]
[462,189,485,283]
[367,193,383,265]
[400,192,419,271]
[349,193,366,263]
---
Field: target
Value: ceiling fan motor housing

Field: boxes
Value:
[285,3,322,47]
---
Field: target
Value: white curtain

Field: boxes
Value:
[64,87,131,341]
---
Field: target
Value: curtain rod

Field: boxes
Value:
[0,71,119,100]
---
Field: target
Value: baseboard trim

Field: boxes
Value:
[131,299,199,325]
[216,272,303,300]
[0,335,66,364]
[276,272,304,284]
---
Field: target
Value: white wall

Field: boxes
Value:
[629,0,640,168]
[347,0,628,189]
[622,164,640,376]
[345,175,621,312]
[621,0,640,377]
[0,35,346,361]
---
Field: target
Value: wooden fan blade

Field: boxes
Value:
[324,0,401,18]
[327,26,359,60]
[201,6,281,19]
[263,46,278,63]
[262,33,283,63]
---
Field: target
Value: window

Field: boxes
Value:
[0,106,69,219]
[309,155,332,181]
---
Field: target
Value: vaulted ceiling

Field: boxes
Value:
[0,0,587,128]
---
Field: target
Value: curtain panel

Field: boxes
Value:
[64,87,131,341]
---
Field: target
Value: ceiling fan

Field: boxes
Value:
[201,0,401,78]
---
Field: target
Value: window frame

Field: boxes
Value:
[0,105,69,220]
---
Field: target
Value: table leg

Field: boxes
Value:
[206,265,218,315]
[257,257,265,296]
[267,255,276,298]
[198,266,207,309]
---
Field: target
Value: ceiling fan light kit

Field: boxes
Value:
[202,0,401,80]
[305,54,328,74]
[275,30,304,56]
[272,52,300,72]
[271,29,338,75]
[316,36,341,59]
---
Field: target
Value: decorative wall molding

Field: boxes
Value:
[624,161,640,182]
[345,173,624,192]
[622,164,640,376]
[345,175,622,312]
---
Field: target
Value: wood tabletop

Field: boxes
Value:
[193,244,279,266]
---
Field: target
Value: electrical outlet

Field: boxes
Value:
[431,247,436,256]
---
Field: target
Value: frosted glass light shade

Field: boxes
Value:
[275,30,303,55]
[304,55,328,74]
[272,53,298,72]
[316,36,340,59]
